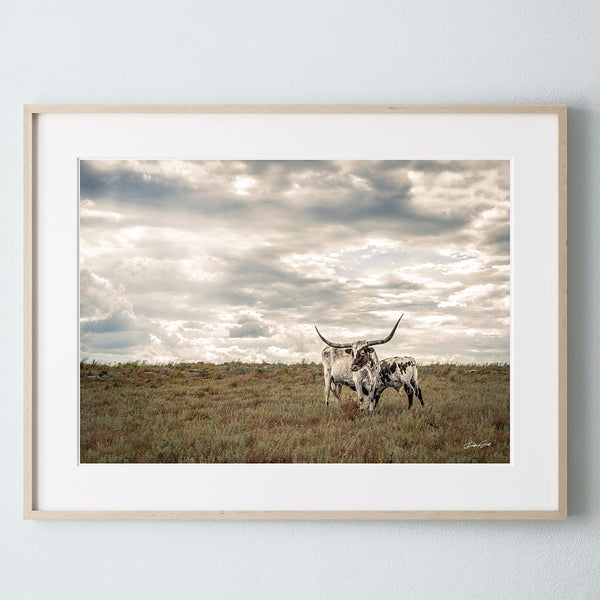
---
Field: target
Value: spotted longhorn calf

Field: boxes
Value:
[373,356,424,410]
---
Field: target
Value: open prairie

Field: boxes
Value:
[80,362,509,463]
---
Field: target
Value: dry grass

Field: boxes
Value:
[80,362,509,463]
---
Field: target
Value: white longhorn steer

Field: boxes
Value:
[373,356,424,411]
[315,316,403,414]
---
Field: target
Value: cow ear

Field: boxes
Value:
[345,348,352,354]
[367,347,374,353]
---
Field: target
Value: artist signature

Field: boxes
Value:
[463,440,492,449]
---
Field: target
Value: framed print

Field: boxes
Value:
[23,105,566,519]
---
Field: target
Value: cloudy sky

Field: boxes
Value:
[79,159,510,365]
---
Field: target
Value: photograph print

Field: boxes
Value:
[79,159,510,463]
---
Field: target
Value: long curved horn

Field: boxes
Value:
[366,314,403,346]
[314,326,353,348]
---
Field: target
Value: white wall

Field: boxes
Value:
[1,1,598,597]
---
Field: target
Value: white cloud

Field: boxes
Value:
[80,160,510,364]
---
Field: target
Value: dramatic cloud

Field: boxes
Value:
[80,160,510,364]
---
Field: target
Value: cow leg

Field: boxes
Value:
[372,389,382,410]
[333,383,343,406]
[366,386,376,414]
[368,396,376,414]
[357,388,366,411]
[411,375,424,406]
[353,376,366,410]
[357,392,365,410]
[364,372,377,414]
[324,374,332,406]
[404,383,414,409]
[416,385,424,406]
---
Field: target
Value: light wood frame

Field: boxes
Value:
[23,104,567,520]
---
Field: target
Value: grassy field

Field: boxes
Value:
[80,361,509,463]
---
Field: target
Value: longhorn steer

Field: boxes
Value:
[373,356,424,410]
[315,316,403,414]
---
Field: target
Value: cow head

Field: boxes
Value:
[345,342,375,371]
